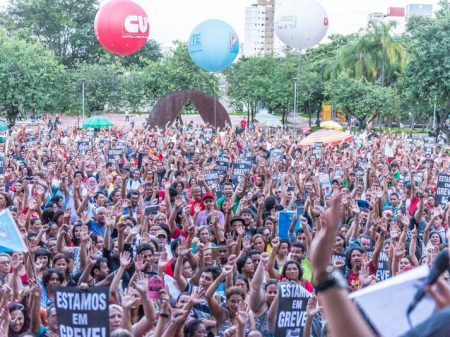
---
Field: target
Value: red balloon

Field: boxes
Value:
[94,0,150,56]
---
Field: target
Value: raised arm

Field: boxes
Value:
[249,252,269,315]
[173,241,189,291]
[205,265,232,327]
[267,238,281,280]
[310,192,374,337]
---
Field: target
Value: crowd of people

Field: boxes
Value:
[0,116,448,337]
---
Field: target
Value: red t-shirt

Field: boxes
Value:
[240,119,247,129]
[187,199,204,217]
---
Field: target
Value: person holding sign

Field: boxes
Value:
[267,238,314,293]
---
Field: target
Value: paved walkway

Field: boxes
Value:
[53,113,311,128]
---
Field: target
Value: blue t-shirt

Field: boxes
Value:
[87,219,106,236]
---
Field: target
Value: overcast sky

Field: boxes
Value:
[0,0,440,46]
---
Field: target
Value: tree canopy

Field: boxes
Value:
[0,0,450,134]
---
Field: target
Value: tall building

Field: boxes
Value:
[243,0,275,57]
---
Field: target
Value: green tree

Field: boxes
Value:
[66,63,121,116]
[2,0,102,67]
[0,29,66,126]
[325,72,398,128]
[403,10,450,139]
[160,41,218,96]
[334,21,407,86]
[119,40,163,68]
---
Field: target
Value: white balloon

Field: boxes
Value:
[275,0,329,50]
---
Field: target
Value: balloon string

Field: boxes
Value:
[214,76,217,129]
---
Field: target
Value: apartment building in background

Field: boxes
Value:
[244,0,276,57]
[368,3,433,35]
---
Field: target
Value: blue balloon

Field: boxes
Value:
[188,19,239,72]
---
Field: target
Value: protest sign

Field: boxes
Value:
[312,142,323,159]
[77,140,90,155]
[349,265,435,337]
[203,128,213,141]
[107,148,123,163]
[319,173,332,196]
[0,209,28,252]
[368,251,390,281]
[56,287,109,337]
[424,137,434,154]
[0,152,4,175]
[204,171,220,191]
[270,148,283,161]
[215,155,230,174]
[278,211,297,240]
[231,159,252,185]
[436,173,450,205]
[274,281,311,337]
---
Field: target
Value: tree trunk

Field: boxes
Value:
[438,99,450,141]
[6,106,19,128]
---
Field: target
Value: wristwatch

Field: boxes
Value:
[315,269,347,294]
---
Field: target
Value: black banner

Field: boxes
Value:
[56,287,109,337]
[274,281,310,337]
[215,155,230,174]
[231,159,252,185]
[204,171,220,190]
[436,173,450,205]
[108,148,123,163]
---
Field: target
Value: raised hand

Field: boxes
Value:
[236,301,249,327]
[177,240,190,257]
[309,192,343,284]
[221,264,234,277]
[235,224,245,237]
[227,254,237,266]
[359,263,375,288]
[306,295,320,317]
[260,252,269,266]
[120,251,131,267]
[134,254,145,272]
[121,291,140,309]
[271,237,280,250]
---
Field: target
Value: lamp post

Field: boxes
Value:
[81,78,85,120]
[293,78,298,129]
[432,95,437,136]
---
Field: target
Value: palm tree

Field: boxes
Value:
[334,21,407,86]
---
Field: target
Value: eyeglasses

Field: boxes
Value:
[194,330,208,336]
[0,260,11,265]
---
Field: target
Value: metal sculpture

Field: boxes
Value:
[146,89,231,129]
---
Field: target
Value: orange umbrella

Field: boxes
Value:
[298,129,353,147]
